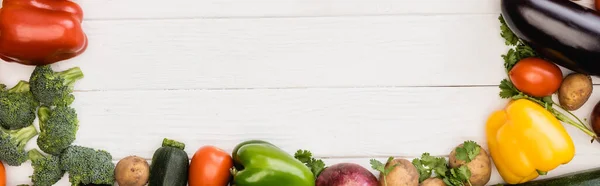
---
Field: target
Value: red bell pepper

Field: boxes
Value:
[0,0,88,66]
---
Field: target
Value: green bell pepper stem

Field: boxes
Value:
[231,140,315,186]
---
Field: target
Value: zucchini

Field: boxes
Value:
[148,138,189,186]
[500,168,600,186]
[501,0,600,76]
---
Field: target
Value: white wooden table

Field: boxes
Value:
[2,0,600,185]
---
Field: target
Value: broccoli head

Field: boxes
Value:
[28,149,65,186]
[29,65,84,107]
[0,125,38,166]
[60,145,115,186]
[37,106,79,155]
[0,80,39,130]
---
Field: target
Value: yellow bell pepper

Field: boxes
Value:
[486,99,575,184]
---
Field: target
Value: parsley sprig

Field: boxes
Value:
[370,157,400,186]
[412,152,473,186]
[498,15,599,142]
[295,149,326,178]
[455,141,480,163]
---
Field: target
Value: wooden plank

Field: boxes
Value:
[77,0,501,20]
[0,15,512,90]
[39,86,600,161]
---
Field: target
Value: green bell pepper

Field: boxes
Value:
[231,140,315,186]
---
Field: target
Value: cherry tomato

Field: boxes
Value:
[509,57,563,98]
[0,162,5,186]
[188,145,233,186]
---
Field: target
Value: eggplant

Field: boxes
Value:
[501,0,600,76]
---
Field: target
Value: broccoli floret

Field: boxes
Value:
[60,145,115,186]
[36,106,79,155]
[0,80,39,130]
[28,149,65,186]
[0,125,38,166]
[29,65,84,107]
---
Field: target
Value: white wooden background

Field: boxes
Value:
[2,0,600,185]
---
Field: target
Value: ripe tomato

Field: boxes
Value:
[509,57,563,98]
[188,145,233,186]
[0,162,5,186]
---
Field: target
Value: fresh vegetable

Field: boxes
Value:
[115,155,150,186]
[498,15,600,142]
[0,81,39,130]
[0,125,37,166]
[508,57,563,97]
[558,73,593,111]
[411,153,448,183]
[0,0,88,66]
[486,99,575,184]
[590,100,600,136]
[59,145,116,186]
[499,167,600,186]
[316,163,378,186]
[501,0,600,76]
[36,106,79,155]
[148,138,189,186]
[28,149,65,186]
[0,162,5,186]
[231,140,314,186]
[295,149,326,178]
[188,145,232,186]
[29,65,84,107]
[422,178,447,186]
[448,141,491,186]
[371,157,419,186]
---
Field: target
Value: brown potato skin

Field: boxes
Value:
[448,145,492,186]
[115,155,150,186]
[379,158,419,186]
[420,178,447,186]
[558,73,593,111]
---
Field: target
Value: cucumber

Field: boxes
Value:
[500,168,600,186]
[148,138,189,186]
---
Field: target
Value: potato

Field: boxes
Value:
[448,143,492,186]
[115,155,150,186]
[379,158,419,186]
[420,178,446,186]
[558,73,593,111]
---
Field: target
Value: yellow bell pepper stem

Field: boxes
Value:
[486,99,575,184]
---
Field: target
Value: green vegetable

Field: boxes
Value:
[454,140,480,163]
[412,153,448,183]
[0,125,38,166]
[498,167,600,186]
[59,145,115,186]
[36,106,79,155]
[370,157,400,186]
[28,149,65,186]
[0,81,39,130]
[294,149,326,178]
[29,65,84,107]
[231,140,315,186]
[148,138,189,186]
[412,152,472,186]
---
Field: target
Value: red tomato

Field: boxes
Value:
[0,162,5,186]
[509,57,563,97]
[188,146,233,186]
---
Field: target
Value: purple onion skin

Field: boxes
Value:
[316,163,379,186]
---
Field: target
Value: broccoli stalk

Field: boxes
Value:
[30,65,84,106]
[60,145,115,186]
[0,80,39,130]
[28,149,65,186]
[0,125,38,166]
[36,106,79,155]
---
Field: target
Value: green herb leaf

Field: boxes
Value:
[499,79,519,99]
[499,15,519,46]
[412,153,448,182]
[295,149,326,178]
